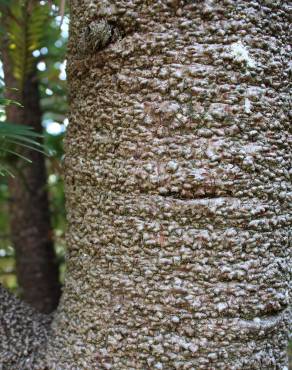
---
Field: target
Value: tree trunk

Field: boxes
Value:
[2,50,61,314]
[0,0,291,369]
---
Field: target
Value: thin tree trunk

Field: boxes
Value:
[2,49,61,314]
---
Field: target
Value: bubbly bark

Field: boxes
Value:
[0,285,51,369]
[1,0,291,369]
[43,1,291,369]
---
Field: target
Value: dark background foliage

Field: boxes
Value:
[0,0,67,293]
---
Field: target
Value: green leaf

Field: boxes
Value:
[6,1,50,88]
[0,121,42,137]
[0,97,22,107]
[0,121,45,175]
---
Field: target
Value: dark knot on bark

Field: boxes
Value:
[79,19,121,56]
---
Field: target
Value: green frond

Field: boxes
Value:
[0,162,15,177]
[0,97,22,107]
[0,121,43,143]
[6,1,50,88]
[0,121,45,175]
[0,121,42,137]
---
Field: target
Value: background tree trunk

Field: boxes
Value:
[0,0,291,369]
[2,49,61,314]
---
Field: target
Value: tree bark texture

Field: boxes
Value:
[0,285,51,369]
[0,0,291,369]
[2,49,61,314]
[44,0,291,368]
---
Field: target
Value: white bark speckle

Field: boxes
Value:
[230,41,256,68]
[244,97,252,113]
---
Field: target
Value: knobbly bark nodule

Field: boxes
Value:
[0,1,291,369]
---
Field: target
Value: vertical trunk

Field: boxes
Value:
[0,0,290,369]
[43,1,291,369]
[2,49,61,314]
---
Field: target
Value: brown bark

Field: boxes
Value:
[0,284,51,368]
[44,0,291,368]
[2,49,61,314]
[0,1,291,369]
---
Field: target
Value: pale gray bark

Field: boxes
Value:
[0,0,291,369]
[0,286,51,369]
